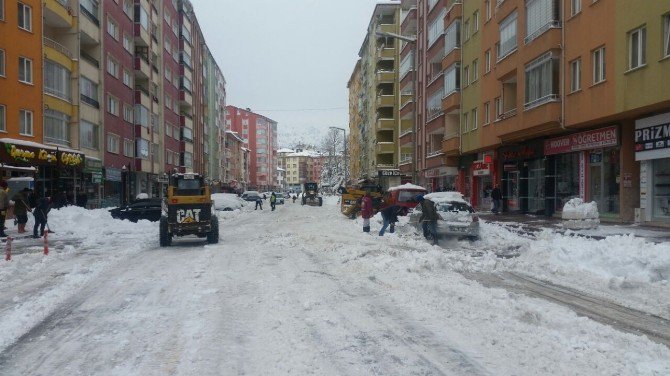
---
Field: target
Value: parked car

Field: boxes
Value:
[212,193,246,211]
[409,192,480,240]
[385,183,427,212]
[275,193,285,204]
[241,190,261,202]
[109,198,163,222]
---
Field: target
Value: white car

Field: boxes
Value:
[409,192,480,240]
[212,193,246,211]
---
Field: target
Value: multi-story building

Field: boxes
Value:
[226,106,278,191]
[282,149,323,191]
[350,2,402,189]
[204,49,226,182]
[162,0,183,183]
[347,60,364,182]
[398,0,417,181]
[223,130,247,192]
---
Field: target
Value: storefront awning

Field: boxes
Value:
[0,138,85,169]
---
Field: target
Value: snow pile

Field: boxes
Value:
[561,198,600,229]
[425,191,467,204]
[212,193,245,211]
[387,183,426,192]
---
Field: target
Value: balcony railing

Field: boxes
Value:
[524,21,561,45]
[44,37,73,59]
[80,4,99,25]
[80,52,99,67]
[80,94,99,108]
[524,94,559,111]
[427,150,444,158]
[497,107,517,121]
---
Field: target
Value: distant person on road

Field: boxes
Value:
[417,195,439,245]
[491,184,502,215]
[255,196,263,210]
[379,205,407,236]
[361,191,373,233]
[270,192,277,211]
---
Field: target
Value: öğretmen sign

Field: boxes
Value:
[544,126,618,155]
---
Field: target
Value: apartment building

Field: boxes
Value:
[281,149,324,191]
[223,130,248,192]
[204,48,226,182]
[347,60,364,182]
[349,2,402,189]
[398,0,417,181]
[226,106,278,192]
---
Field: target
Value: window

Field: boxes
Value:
[525,52,558,109]
[495,97,503,118]
[182,127,193,141]
[472,108,478,130]
[427,90,443,120]
[18,2,31,31]
[166,149,173,164]
[665,14,670,58]
[472,59,479,81]
[498,12,518,60]
[0,105,5,132]
[184,152,193,168]
[628,26,646,70]
[526,0,560,43]
[136,138,149,159]
[80,120,99,150]
[44,60,71,100]
[165,38,172,55]
[107,55,119,78]
[0,0,4,21]
[473,11,479,33]
[483,102,490,125]
[463,66,469,87]
[571,0,581,16]
[463,112,469,132]
[165,94,172,110]
[592,46,606,84]
[134,105,149,127]
[107,95,119,116]
[124,139,134,157]
[570,58,581,92]
[485,0,491,21]
[123,34,133,53]
[444,20,461,55]
[0,49,5,76]
[44,109,70,146]
[122,69,132,87]
[80,77,98,105]
[135,5,149,31]
[19,109,32,136]
[123,0,132,18]
[428,9,446,46]
[399,52,414,79]
[18,56,32,84]
[463,20,470,42]
[123,104,133,123]
[165,66,171,81]
[107,134,120,154]
[485,49,491,73]
[107,16,119,40]
[165,123,173,138]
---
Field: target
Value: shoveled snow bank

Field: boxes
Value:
[387,183,426,192]
[562,198,599,229]
[425,191,467,204]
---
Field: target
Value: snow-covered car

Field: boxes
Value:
[108,198,162,222]
[409,192,480,240]
[211,193,246,211]
[241,190,261,202]
[275,193,285,204]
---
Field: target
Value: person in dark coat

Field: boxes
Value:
[11,188,32,233]
[491,183,502,214]
[33,193,51,238]
[255,196,263,210]
[379,205,407,236]
[417,195,439,245]
[0,181,9,237]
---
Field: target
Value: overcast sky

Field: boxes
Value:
[193,0,387,146]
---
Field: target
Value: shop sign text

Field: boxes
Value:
[471,162,491,176]
[60,152,83,166]
[634,122,670,152]
[544,126,618,155]
[5,144,58,165]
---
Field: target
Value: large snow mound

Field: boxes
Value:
[212,193,245,210]
[562,198,599,220]
[425,191,467,204]
[387,183,426,192]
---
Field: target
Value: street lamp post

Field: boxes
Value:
[329,126,348,185]
[375,30,417,183]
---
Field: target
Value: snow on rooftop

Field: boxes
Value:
[424,191,467,204]
[277,148,295,154]
[387,183,427,192]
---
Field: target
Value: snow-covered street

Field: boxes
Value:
[1,197,670,375]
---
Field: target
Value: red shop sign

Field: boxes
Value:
[544,126,618,155]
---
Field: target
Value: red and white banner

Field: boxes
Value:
[544,126,618,155]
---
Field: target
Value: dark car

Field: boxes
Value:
[109,198,163,222]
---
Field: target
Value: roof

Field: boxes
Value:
[358,2,401,57]
[287,150,323,158]
[277,148,295,153]
[387,183,426,192]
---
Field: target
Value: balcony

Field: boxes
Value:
[134,24,150,47]
[442,135,460,156]
[80,53,99,82]
[44,0,74,28]
[376,94,395,108]
[377,48,395,60]
[376,142,395,155]
[442,91,461,113]
[135,88,151,108]
[79,6,100,45]
[134,55,150,79]
[80,94,99,109]
[401,94,413,108]
[376,71,395,83]
[179,89,193,108]
[180,114,193,128]
[43,37,75,69]
[376,118,395,131]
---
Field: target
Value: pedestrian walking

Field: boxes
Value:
[33,193,51,238]
[491,183,502,215]
[255,196,263,210]
[11,187,32,233]
[379,205,407,236]
[270,192,277,211]
[0,181,9,237]
[361,191,373,233]
[417,195,439,245]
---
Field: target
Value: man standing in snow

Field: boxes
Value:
[361,191,373,233]
[11,187,32,233]
[0,181,8,237]
[255,196,263,210]
[379,205,406,236]
[417,195,439,245]
[491,183,502,215]
[33,193,51,238]
[270,192,277,211]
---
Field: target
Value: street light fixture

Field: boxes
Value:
[375,30,418,183]
[329,126,348,185]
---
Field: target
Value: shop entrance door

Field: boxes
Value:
[503,171,520,211]
[589,163,603,211]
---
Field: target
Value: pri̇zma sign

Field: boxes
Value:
[544,126,618,155]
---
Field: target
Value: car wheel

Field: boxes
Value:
[159,217,171,247]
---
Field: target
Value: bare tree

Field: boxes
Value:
[320,129,345,188]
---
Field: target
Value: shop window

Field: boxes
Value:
[554,153,580,211]
[652,158,670,220]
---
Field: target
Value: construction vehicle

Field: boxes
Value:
[340,181,385,219]
[159,172,219,246]
[301,182,323,206]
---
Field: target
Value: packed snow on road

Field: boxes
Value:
[0,197,669,375]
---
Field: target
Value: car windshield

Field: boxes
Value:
[436,202,474,213]
[397,190,423,202]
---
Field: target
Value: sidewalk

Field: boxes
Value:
[477,212,670,244]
